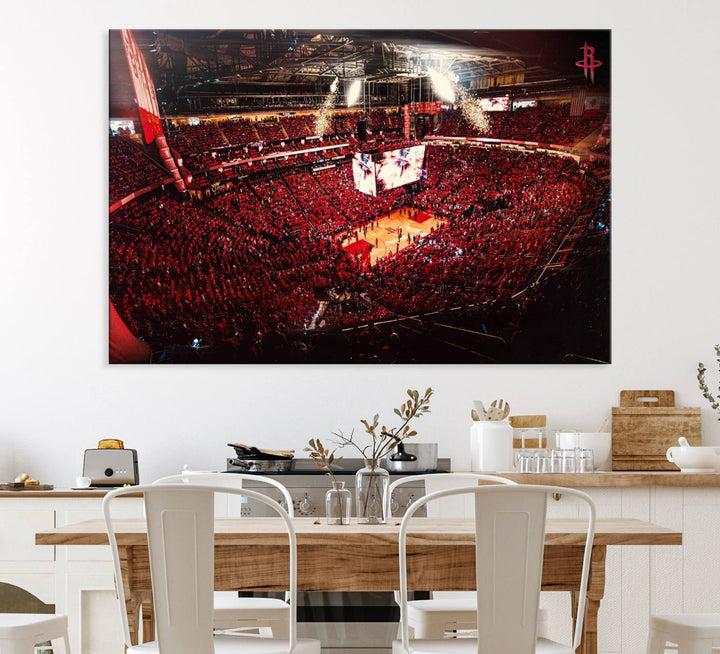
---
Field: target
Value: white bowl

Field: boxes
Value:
[555,432,612,471]
[666,446,720,472]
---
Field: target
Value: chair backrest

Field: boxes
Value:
[103,484,297,654]
[385,472,516,519]
[153,471,295,517]
[396,484,595,654]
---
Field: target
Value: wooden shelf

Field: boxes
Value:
[458,471,720,487]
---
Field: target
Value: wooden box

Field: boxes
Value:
[611,390,701,470]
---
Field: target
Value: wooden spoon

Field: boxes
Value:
[487,399,511,421]
[473,401,487,419]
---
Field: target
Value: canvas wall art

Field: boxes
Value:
[109,29,610,364]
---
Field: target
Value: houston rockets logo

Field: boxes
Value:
[576,42,603,83]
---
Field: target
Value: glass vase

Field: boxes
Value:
[325,481,352,525]
[355,465,390,524]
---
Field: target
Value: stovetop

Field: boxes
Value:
[225,457,451,476]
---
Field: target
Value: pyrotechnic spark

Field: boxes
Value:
[315,77,339,137]
[456,86,490,134]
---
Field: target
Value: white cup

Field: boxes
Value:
[75,476,92,488]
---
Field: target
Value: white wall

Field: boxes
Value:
[0,0,719,486]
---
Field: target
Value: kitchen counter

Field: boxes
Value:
[0,488,138,498]
[5,472,720,496]
[3,472,720,496]
[458,471,720,487]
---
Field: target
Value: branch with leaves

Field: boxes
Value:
[332,387,434,467]
[305,438,343,482]
[698,345,720,419]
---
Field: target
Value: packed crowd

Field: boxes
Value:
[437,103,606,146]
[365,148,584,315]
[165,112,369,163]
[109,136,169,204]
[110,189,359,350]
[110,138,599,359]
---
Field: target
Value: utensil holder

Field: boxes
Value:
[470,420,514,471]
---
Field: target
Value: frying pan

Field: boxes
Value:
[227,458,293,472]
[228,443,294,460]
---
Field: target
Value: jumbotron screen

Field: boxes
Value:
[479,96,510,112]
[376,144,426,192]
[351,152,377,197]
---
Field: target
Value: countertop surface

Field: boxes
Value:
[0,488,138,498]
[3,471,720,497]
[458,471,720,487]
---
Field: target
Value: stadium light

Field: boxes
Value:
[428,68,455,103]
[347,79,363,107]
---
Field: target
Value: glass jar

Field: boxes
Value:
[325,481,352,525]
[355,465,390,524]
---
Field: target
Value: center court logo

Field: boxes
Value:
[576,42,603,82]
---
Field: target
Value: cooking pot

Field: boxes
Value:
[384,443,438,472]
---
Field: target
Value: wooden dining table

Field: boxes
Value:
[36,516,681,654]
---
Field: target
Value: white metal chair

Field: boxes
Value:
[386,473,520,638]
[103,483,320,654]
[393,484,596,654]
[647,614,720,653]
[153,472,292,637]
[0,614,70,654]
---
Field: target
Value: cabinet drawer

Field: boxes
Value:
[0,510,55,561]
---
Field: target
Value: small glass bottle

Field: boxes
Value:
[325,480,352,525]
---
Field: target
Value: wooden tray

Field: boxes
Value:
[612,390,701,470]
[0,484,54,491]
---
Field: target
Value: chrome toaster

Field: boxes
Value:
[82,449,139,486]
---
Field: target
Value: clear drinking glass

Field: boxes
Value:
[515,448,531,471]
[578,449,595,473]
[551,449,563,473]
[518,451,536,473]
[519,429,529,449]
[531,428,546,449]
[561,449,577,473]
[536,449,551,473]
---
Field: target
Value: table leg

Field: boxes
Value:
[572,545,606,654]
[140,591,154,643]
[125,593,142,647]
[119,545,155,646]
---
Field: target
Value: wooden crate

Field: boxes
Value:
[611,390,701,470]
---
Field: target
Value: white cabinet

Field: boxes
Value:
[0,494,142,654]
[541,486,720,654]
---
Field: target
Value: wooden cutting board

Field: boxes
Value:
[611,390,701,470]
[0,484,54,491]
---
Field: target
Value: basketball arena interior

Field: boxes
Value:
[109,29,610,364]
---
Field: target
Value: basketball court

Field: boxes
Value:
[341,207,445,266]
